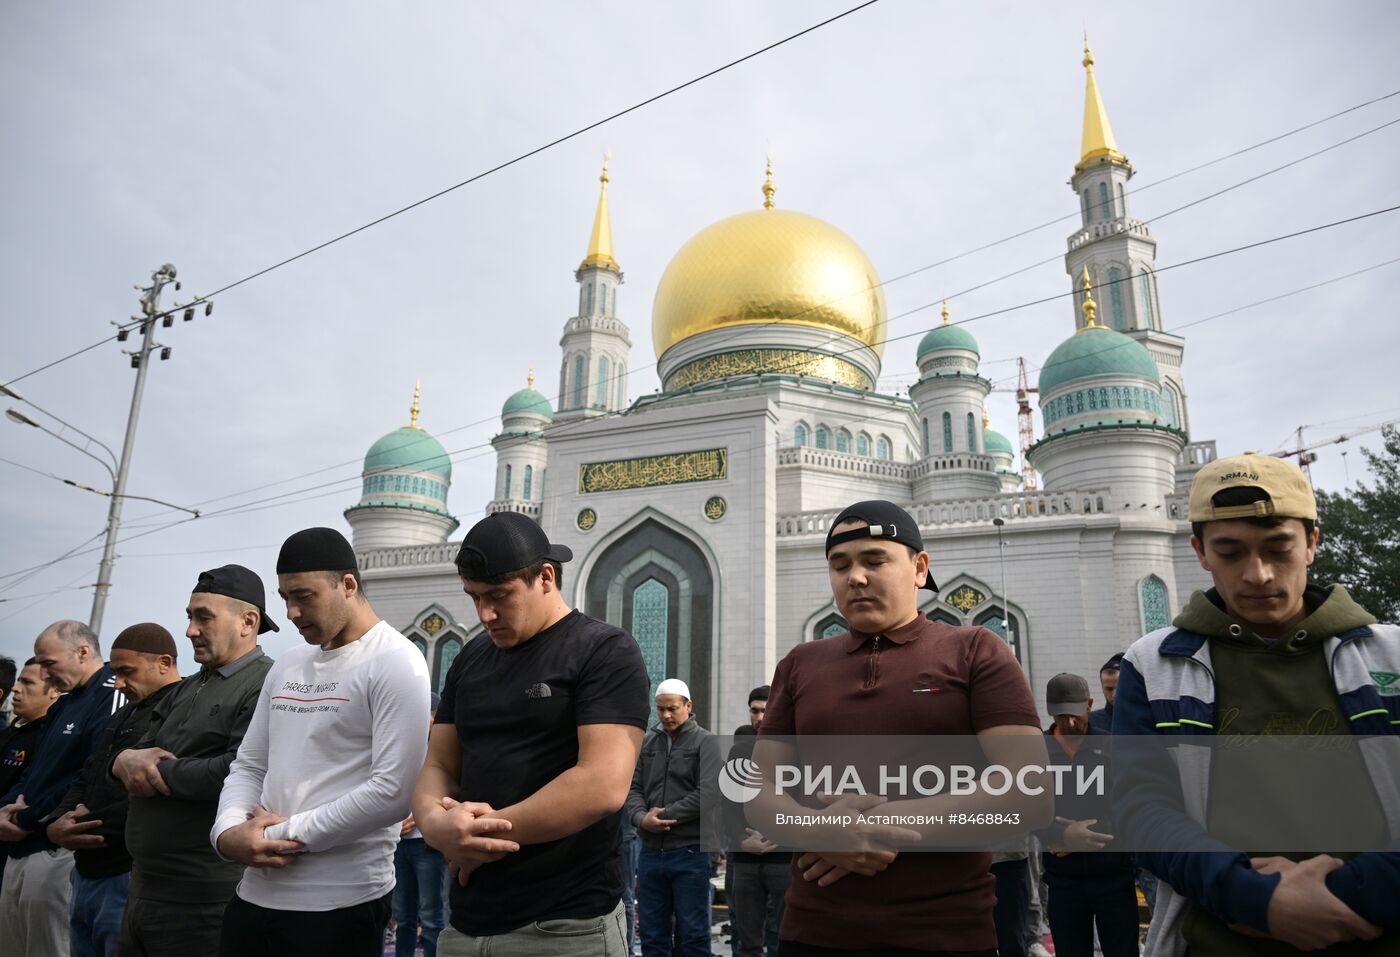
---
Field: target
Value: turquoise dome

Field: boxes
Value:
[1038,326,1160,395]
[984,428,1014,455]
[364,427,452,481]
[502,387,553,419]
[917,323,980,358]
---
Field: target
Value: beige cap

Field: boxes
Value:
[1188,452,1316,523]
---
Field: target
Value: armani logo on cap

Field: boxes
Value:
[1218,470,1260,483]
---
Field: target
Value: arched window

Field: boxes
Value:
[434,635,462,692]
[523,464,533,500]
[856,433,871,457]
[835,429,851,454]
[942,412,953,452]
[631,578,669,703]
[813,613,848,641]
[794,423,809,447]
[409,635,427,658]
[571,355,585,409]
[1081,189,1091,226]
[876,436,892,460]
[596,356,610,407]
[1162,382,1182,430]
[921,418,930,456]
[1116,182,1126,217]
[1140,575,1170,633]
[1137,270,1155,328]
[599,284,607,316]
[1108,266,1126,329]
[815,426,830,450]
[966,413,977,452]
[584,283,594,315]
[1098,181,1112,221]
[616,363,626,409]
[974,608,1023,662]
[503,464,512,498]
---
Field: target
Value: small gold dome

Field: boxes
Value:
[651,209,887,360]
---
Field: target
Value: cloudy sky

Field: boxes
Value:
[3,1,1398,664]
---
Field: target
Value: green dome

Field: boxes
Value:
[1038,326,1160,395]
[364,427,451,481]
[917,323,980,358]
[984,428,1014,455]
[502,387,553,419]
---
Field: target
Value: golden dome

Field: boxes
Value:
[651,208,887,360]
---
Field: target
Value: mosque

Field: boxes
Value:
[340,46,1218,727]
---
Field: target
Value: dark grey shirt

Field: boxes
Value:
[123,645,273,902]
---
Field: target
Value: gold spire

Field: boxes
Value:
[983,410,991,429]
[408,378,422,429]
[1078,266,1101,331]
[579,153,618,271]
[527,368,535,390]
[941,299,950,324]
[1077,35,1129,172]
[762,152,775,210]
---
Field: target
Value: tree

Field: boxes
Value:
[1311,426,1400,621]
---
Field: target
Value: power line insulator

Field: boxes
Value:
[161,314,174,328]
[204,301,213,316]
[183,307,194,322]
[160,347,172,361]
[130,355,141,369]
[116,328,130,342]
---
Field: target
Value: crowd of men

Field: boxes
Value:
[0,452,1396,956]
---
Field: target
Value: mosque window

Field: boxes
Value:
[1088,389,1097,410]
[1081,189,1091,226]
[584,284,594,315]
[814,613,848,641]
[966,413,977,452]
[1099,388,1109,409]
[942,413,952,453]
[572,355,585,409]
[877,435,892,460]
[815,426,830,450]
[631,578,670,702]
[434,635,462,692]
[599,285,607,316]
[1137,271,1155,327]
[616,363,626,409]
[503,464,512,498]
[523,465,533,500]
[1140,576,1170,633]
[409,635,427,659]
[835,429,851,454]
[1098,182,1112,221]
[1117,182,1126,217]
[1108,267,1126,329]
[794,423,809,447]
[856,433,870,456]
[1075,392,1085,413]
[1112,386,1122,408]
[596,356,610,407]
[921,418,929,456]
[1163,382,1182,429]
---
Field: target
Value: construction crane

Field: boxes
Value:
[1273,419,1399,483]
[992,358,1040,490]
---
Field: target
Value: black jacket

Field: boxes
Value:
[625,717,721,850]
[0,717,48,815]
[50,681,179,879]
[1037,725,1133,881]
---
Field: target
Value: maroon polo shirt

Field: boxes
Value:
[760,612,1039,952]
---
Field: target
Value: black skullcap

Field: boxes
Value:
[277,527,358,575]
[1101,652,1125,673]
[112,622,178,659]
[192,564,279,634]
[824,500,938,592]
[455,512,572,581]
[748,685,770,702]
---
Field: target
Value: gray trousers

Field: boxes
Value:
[438,899,628,956]
[0,848,74,957]
[730,859,788,957]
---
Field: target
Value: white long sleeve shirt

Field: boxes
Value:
[212,620,430,911]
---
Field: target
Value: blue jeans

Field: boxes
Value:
[70,870,129,957]
[393,838,446,957]
[620,822,641,954]
[636,845,711,957]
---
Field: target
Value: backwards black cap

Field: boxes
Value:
[193,563,280,634]
[456,512,572,581]
[824,500,938,592]
[276,527,358,576]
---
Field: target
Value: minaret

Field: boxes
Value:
[909,301,1000,499]
[557,155,632,418]
[489,370,553,519]
[1065,38,1189,436]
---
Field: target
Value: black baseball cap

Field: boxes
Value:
[456,512,573,581]
[192,564,279,634]
[1046,673,1091,715]
[824,500,938,592]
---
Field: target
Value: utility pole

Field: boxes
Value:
[90,264,178,637]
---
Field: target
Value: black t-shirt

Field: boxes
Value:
[436,609,649,936]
